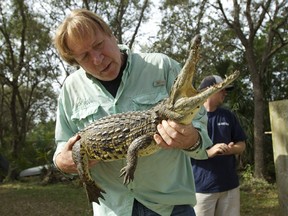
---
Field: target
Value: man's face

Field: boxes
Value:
[209,89,227,106]
[67,26,122,81]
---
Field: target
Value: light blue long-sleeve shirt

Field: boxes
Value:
[54,45,212,216]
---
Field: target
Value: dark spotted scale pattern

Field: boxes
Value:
[79,110,162,161]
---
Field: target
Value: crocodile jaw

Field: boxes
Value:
[171,70,240,124]
[163,34,240,124]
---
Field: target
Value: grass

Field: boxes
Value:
[0,180,93,216]
[240,177,280,216]
[0,177,280,216]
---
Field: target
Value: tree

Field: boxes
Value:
[153,0,287,179]
[215,0,288,178]
[0,0,59,178]
[0,0,154,179]
[150,0,208,64]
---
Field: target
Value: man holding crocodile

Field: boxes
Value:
[53,9,238,216]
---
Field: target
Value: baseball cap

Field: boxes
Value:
[198,75,234,91]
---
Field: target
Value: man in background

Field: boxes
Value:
[191,75,246,216]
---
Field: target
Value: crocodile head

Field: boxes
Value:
[162,35,240,124]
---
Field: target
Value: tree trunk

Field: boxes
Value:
[245,48,265,178]
[252,75,265,178]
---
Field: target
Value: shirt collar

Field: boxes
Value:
[118,44,132,76]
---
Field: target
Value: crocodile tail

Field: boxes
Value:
[84,180,106,204]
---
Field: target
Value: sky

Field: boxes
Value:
[133,1,162,51]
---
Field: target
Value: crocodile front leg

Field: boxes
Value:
[72,141,106,204]
[120,133,154,184]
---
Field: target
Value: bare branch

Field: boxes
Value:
[217,0,233,28]
[129,0,149,49]
[245,0,255,40]
[18,1,27,75]
[195,0,208,34]
[254,0,272,36]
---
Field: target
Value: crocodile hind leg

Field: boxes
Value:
[120,134,154,185]
[72,141,106,204]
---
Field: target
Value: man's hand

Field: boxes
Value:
[153,120,199,149]
[55,135,98,173]
[207,141,246,158]
[207,142,232,158]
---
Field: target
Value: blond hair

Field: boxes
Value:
[54,9,113,65]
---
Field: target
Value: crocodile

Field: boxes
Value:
[72,34,240,204]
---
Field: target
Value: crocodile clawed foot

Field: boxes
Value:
[120,166,134,185]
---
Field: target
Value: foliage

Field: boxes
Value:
[19,120,56,170]
[153,0,288,179]
[240,164,271,188]
[0,0,59,178]
[239,165,280,215]
[0,0,154,180]
[213,0,288,179]
[150,1,208,65]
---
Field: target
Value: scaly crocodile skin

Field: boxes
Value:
[72,35,240,204]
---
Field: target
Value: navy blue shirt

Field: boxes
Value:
[191,107,247,193]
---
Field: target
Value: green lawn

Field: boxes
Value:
[0,179,280,216]
[240,178,280,216]
[0,181,93,216]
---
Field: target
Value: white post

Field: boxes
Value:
[269,99,288,216]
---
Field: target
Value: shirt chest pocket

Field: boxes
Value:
[132,91,169,111]
[71,103,108,130]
